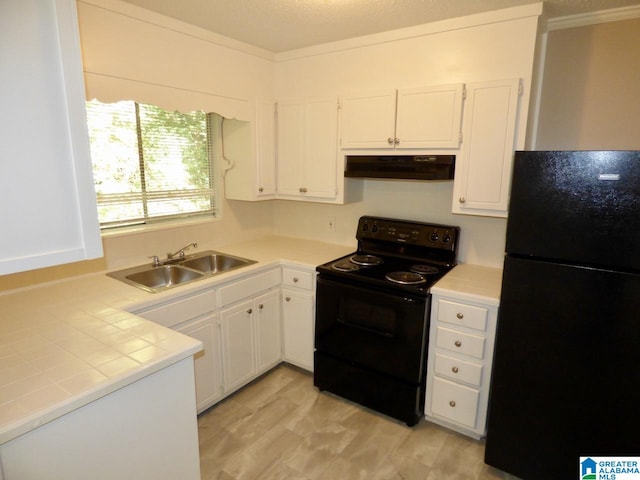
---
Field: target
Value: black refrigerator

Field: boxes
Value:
[484,151,640,480]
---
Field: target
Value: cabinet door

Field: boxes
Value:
[255,290,282,373]
[396,84,464,149]
[282,290,314,371]
[0,0,102,275]
[220,301,256,393]
[255,99,277,197]
[304,97,338,198]
[340,90,397,149]
[177,314,222,413]
[276,99,306,196]
[453,79,521,217]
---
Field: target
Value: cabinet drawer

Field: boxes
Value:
[434,353,483,387]
[431,377,480,429]
[282,268,314,290]
[438,299,488,331]
[435,326,485,359]
[219,268,281,306]
[136,289,217,328]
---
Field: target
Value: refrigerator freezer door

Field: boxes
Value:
[485,255,640,479]
[506,151,640,271]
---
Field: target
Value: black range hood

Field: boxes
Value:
[344,155,455,180]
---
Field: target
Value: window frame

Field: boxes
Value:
[85,100,221,231]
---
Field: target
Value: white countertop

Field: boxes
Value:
[0,236,353,444]
[431,263,503,306]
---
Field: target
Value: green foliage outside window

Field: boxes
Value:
[86,100,216,229]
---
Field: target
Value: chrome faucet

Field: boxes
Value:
[166,242,198,261]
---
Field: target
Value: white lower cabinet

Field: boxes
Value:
[133,267,282,413]
[255,290,282,372]
[176,313,223,412]
[282,290,314,370]
[425,295,498,439]
[281,266,316,371]
[219,288,282,394]
[219,300,257,393]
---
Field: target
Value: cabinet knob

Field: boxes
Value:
[387,137,394,144]
[452,366,459,374]
[454,340,462,348]
[247,308,253,314]
[285,296,291,302]
[258,304,263,309]
[258,187,264,192]
[456,312,464,319]
[293,277,299,283]
[449,400,456,408]
[459,197,466,204]
[394,137,399,145]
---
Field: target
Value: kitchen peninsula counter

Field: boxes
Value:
[0,236,353,446]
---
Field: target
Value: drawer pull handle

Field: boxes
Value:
[258,304,264,310]
[452,366,459,373]
[293,277,299,283]
[247,308,253,314]
[456,313,464,319]
[285,296,291,302]
[449,400,456,408]
[454,340,462,347]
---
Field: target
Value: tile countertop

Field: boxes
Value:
[0,236,354,445]
[431,263,503,306]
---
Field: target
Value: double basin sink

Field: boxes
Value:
[107,250,257,293]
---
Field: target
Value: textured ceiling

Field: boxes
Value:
[118,0,640,52]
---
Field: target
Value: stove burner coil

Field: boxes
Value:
[332,261,360,272]
[385,271,427,285]
[350,254,383,266]
[410,264,440,275]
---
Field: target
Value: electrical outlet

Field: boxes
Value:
[328,216,336,232]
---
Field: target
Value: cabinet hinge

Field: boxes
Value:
[462,85,467,101]
[337,98,341,109]
[518,80,523,97]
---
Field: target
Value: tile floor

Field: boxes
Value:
[197,364,518,480]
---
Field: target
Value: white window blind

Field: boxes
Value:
[85,100,217,229]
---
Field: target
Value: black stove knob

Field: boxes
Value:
[430,232,439,242]
[442,234,451,244]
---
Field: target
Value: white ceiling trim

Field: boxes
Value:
[546,4,640,30]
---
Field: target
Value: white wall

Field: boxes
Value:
[535,17,640,150]
[271,8,540,268]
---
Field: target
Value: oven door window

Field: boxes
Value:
[315,277,429,383]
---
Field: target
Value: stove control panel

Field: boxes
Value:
[357,216,459,252]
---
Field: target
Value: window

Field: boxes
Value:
[85,100,217,229]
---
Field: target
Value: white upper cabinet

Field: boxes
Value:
[0,0,103,275]
[452,79,521,217]
[276,97,338,201]
[340,89,397,149]
[223,99,276,201]
[340,84,464,150]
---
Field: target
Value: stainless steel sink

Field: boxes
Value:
[107,250,257,293]
[180,253,252,274]
[125,265,203,290]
